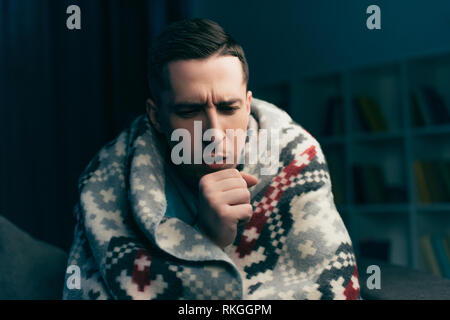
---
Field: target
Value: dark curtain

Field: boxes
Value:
[0,0,187,251]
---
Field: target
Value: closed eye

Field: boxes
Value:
[218,105,239,115]
[172,100,242,117]
[176,108,201,118]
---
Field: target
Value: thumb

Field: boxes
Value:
[240,171,258,188]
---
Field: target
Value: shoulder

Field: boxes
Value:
[251,98,326,167]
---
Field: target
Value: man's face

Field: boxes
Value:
[149,54,252,184]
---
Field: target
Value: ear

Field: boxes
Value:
[246,90,252,115]
[146,98,162,132]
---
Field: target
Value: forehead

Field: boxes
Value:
[166,55,246,104]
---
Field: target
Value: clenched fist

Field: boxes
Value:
[197,169,258,249]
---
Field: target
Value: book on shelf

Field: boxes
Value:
[323,96,344,136]
[423,161,445,202]
[430,234,450,278]
[410,86,450,127]
[353,164,405,204]
[413,161,431,203]
[414,160,450,203]
[442,162,450,201]
[420,233,450,279]
[411,89,432,126]
[420,234,442,277]
[353,165,385,204]
[353,166,366,204]
[353,96,389,132]
[365,165,386,203]
[443,234,450,269]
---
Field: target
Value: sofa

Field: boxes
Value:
[0,215,68,299]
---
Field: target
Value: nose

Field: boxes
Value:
[204,106,225,146]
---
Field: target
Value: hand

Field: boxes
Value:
[197,169,258,249]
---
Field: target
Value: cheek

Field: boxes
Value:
[166,116,197,157]
[233,109,250,130]
[166,115,191,136]
[227,111,249,158]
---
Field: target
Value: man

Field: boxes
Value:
[63,19,360,300]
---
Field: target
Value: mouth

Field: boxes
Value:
[203,154,230,170]
[204,162,228,170]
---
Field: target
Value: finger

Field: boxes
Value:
[240,172,258,188]
[221,188,251,205]
[230,203,254,225]
[219,177,248,192]
[207,168,241,182]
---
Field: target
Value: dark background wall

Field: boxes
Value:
[189,0,450,86]
[0,0,187,251]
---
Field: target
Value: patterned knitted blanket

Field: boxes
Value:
[63,98,360,300]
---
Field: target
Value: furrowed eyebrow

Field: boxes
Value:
[171,103,205,111]
[171,99,243,111]
[216,99,242,107]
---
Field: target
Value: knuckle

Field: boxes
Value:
[199,178,216,195]
[217,205,230,218]
[199,176,209,189]
[201,184,212,196]
[208,196,220,208]
[229,168,240,177]
[244,189,251,201]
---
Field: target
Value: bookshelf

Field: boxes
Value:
[253,52,450,274]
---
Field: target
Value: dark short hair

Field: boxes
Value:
[148,18,249,104]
